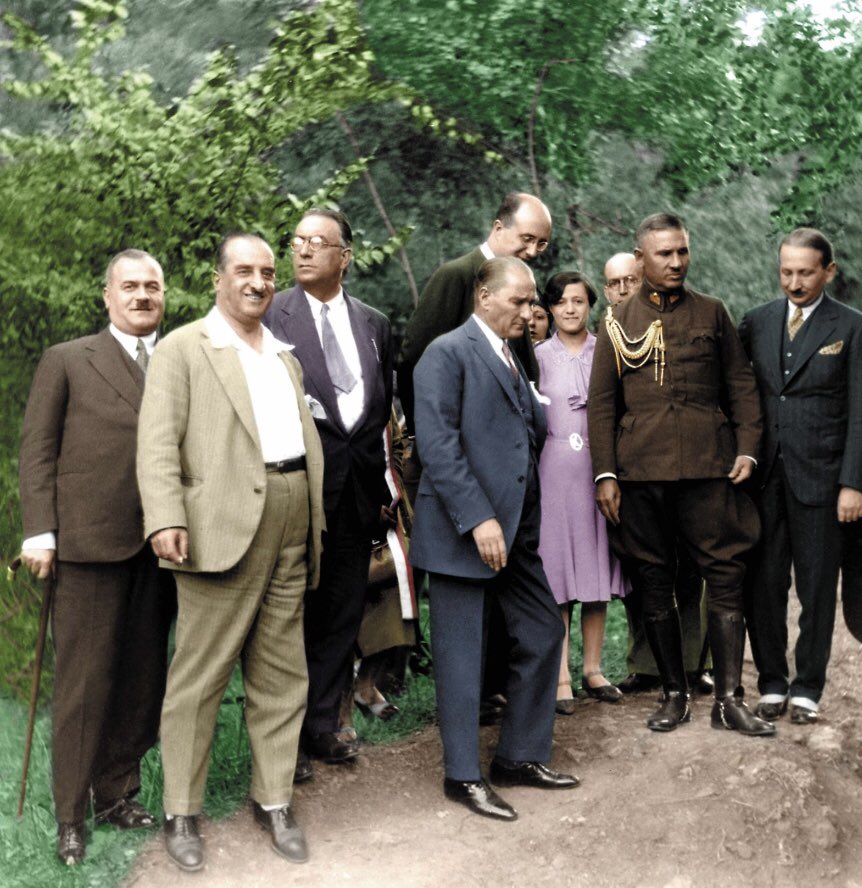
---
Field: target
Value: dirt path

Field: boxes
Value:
[124,598,862,888]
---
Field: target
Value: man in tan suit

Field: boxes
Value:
[137,234,325,872]
[19,249,175,865]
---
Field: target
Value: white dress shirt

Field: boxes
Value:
[205,307,306,463]
[785,293,824,325]
[304,290,365,431]
[472,313,516,371]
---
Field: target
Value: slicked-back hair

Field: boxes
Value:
[780,227,834,267]
[474,256,532,298]
[301,207,353,247]
[634,212,687,248]
[494,192,526,228]
[543,271,597,308]
[104,249,160,286]
[216,232,270,271]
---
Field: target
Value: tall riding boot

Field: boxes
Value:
[643,609,691,732]
[709,610,775,737]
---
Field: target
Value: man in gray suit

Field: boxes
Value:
[739,227,862,724]
[18,249,175,864]
[410,257,578,822]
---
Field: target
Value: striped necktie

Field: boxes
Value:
[787,306,804,342]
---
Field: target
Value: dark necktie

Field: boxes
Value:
[787,306,804,341]
[321,304,357,394]
[136,339,149,373]
[502,340,519,386]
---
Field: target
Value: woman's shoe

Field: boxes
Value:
[354,691,399,721]
[555,682,576,715]
[581,672,622,703]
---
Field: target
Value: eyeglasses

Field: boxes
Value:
[605,275,639,291]
[290,235,348,253]
[519,234,549,253]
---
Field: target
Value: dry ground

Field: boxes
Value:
[124,596,862,888]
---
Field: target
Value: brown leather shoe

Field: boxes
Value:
[251,801,308,863]
[95,796,156,829]
[305,730,359,763]
[57,822,85,865]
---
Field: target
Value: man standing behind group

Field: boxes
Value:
[18,250,175,864]
[411,257,578,823]
[739,228,862,725]
[264,209,393,768]
[397,192,552,432]
[588,213,774,737]
[603,251,710,695]
[138,234,325,871]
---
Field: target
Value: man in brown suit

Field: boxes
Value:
[588,213,773,737]
[137,233,325,872]
[18,249,175,864]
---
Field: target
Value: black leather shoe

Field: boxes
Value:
[688,671,715,695]
[305,730,360,763]
[711,696,776,736]
[790,704,819,725]
[293,749,313,783]
[489,757,580,790]
[755,699,788,721]
[251,801,308,863]
[479,694,507,726]
[443,778,517,821]
[618,672,661,694]
[164,815,204,872]
[582,673,623,703]
[646,691,691,732]
[95,796,156,829]
[57,822,85,865]
[555,697,577,716]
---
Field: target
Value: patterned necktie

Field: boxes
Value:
[321,304,357,394]
[135,338,149,373]
[787,306,804,342]
[502,340,520,386]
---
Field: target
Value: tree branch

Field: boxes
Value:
[527,58,578,198]
[335,111,420,307]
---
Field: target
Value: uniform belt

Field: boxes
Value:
[265,456,306,473]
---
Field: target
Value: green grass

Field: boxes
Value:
[0,597,629,888]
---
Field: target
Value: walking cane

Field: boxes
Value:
[7,557,55,820]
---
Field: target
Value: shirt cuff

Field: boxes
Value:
[740,455,757,466]
[22,532,57,551]
[594,473,618,483]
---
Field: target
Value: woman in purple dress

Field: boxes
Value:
[536,272,627,714]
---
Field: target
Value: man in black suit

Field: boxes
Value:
[18,250,175,863]
[739,227,862,724]
[410,257,578,822]
[264,208,393,769]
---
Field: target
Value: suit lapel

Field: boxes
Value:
[783,297,839,389]
[87,327,143,412]
[761,300,786,394]
[467,317,520,411]
[345,291,379,430]
[277,288,347,434]
[200,336,262,452]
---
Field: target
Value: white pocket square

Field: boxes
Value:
[818,340,843,356]
[304,394,327,419]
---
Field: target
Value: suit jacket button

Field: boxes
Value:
[254,486,263,493]
[518,475,525,483]
[779,395,786,402]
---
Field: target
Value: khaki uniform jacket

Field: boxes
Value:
[136,318,325,587]
[588,285,761,482]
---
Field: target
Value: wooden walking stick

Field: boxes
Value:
[7,557,55,820]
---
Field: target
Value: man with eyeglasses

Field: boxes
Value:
[264,208,393,773]
[603,253,641,306]
[601,251,711,697]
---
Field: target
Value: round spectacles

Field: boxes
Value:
[605,275,639,291]
[290,235,347,253]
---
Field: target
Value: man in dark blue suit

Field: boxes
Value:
[739,228,862,724]
[264,209,393,769]
[410,257,578,822]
